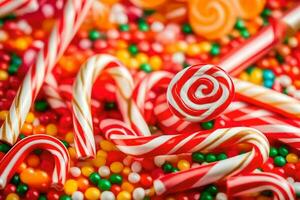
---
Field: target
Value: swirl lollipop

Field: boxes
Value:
[167,64,234,122]
[188,0,237,39]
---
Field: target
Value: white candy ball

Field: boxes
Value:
[172,52,185,64]
[131,161,142,172]
[101,191,115,200]
[128,172,140,184]
[154,156,165,167]
[72,191,84,200]
[98,166,110,177]
[70,167,81,177]
[151,22,164,32]
[278,75,292,87]
[42,4,54,18]
[216,192,228,200]
[79,39,92,50]
[133,187,145,200]
[107,29,119,40]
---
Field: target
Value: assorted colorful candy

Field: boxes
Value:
[1,0,300,199]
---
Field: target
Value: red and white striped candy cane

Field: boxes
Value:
[132,71,173,116]
[0,0,93,144]
[154,94,200,134]
[0,135,69,190]
[72,54,150,159]
[0,0,38,17]
[167,64,234,122]
[223,101,300,151]
[100,119,269,194]
[232,78,300,120]
[219,4,300,76]
[215,4,300,120]
[227,172,295,200]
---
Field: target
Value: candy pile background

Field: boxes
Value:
[0,0,300,200]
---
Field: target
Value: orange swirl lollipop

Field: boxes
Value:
[188,0,237,39]
[231,0,266,19]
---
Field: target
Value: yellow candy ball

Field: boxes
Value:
[68,147,77,160]
[25,112,35,123]
[199,42,211,52]
[81,166,94,177]
[136,53,149,64]
[0,110,8,120]
[116,40,128,49]
[122,167,131,176]
[176,41,188,52]
[85,187,101,200]
[0,70,8,81]
[149,55,162,71]
[64,179,78,195]
[117,191,131,200]
[110,162,124,174]
[97,150,107,158]
[116,50,130,64]
[46,124,58,136]
[186,44,201,56]
[15,37,30,50]
[65,131,74,144]
[249,68,262,85]
[128,58,139,70]
[6,193,19,200]
[121,182,134,192]
[100,140,115,152]
[177,159,190,171]
[239,72,249,81]
[286,153,298,163]
[92,156,106,167]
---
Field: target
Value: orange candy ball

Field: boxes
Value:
[20,168,50,188]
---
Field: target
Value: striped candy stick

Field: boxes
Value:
[0,0,38,17]
[72,54,150,159]
[0,0,93,144]
[100,119,269,194]
[220,4,300,76]
[227,172,295,200]
[215,4,300,120]
[233,78,300,120]
[223,101,300,151]
[0,135,70,190]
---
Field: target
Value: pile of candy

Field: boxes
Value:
[1,0,300,199]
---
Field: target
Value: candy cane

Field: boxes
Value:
[0,0,93,144]
[167,64,234,122]
[220,4,300,76]
[100,119,269,194]
[0,135,69,190]
[72,54,150,159]
[233,78,300,120]
[154,94,199,134]
[223,101,300,151]
[227,172,295,200]
[0,0,38,17]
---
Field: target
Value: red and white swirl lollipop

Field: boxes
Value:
[167,64,234,122]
